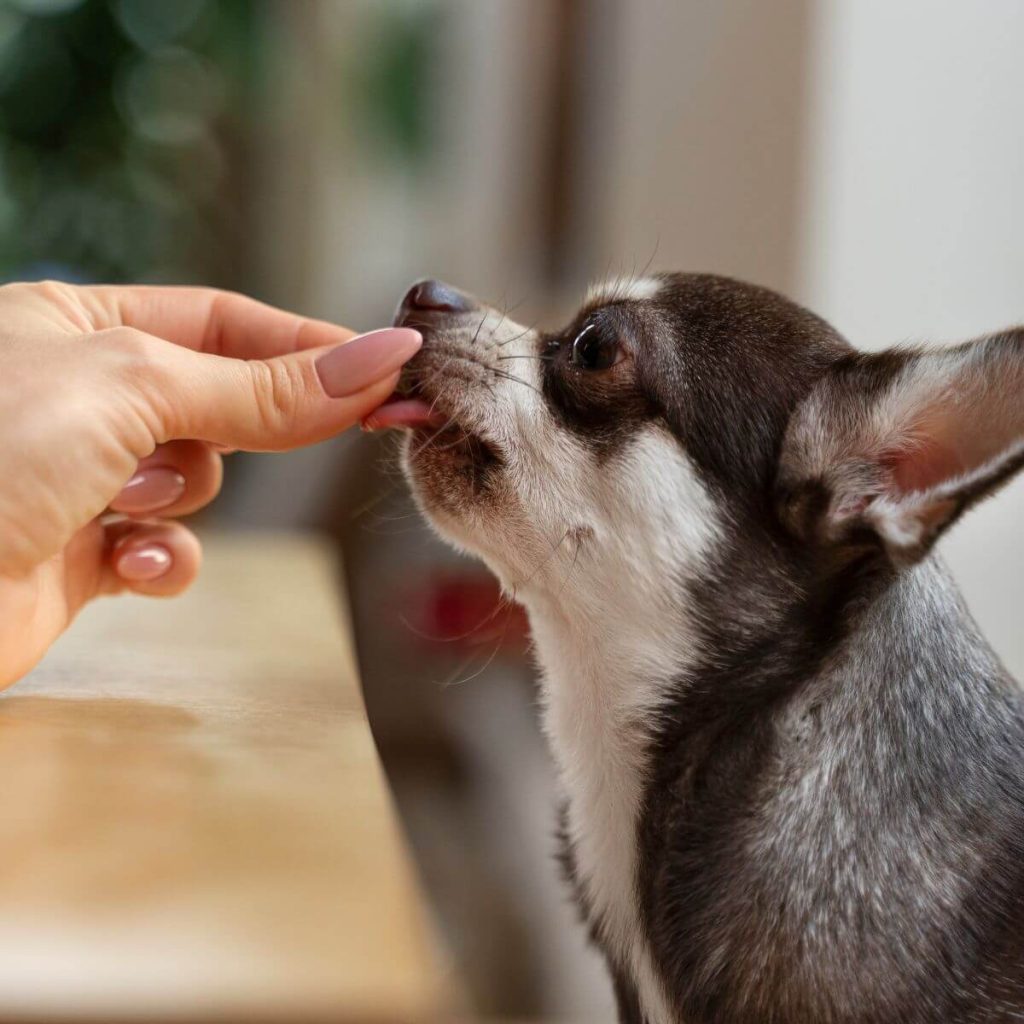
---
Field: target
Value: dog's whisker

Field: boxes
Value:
[349,482,403,524]
[490,306,511,342]
[496,320,540,348]
[638,237,660,282]
[520,528,572,587]
[439,604,518,689]
[470,313,489,347]
[394,317,438,334]
[555,530,586,601]
[488,367,543,395]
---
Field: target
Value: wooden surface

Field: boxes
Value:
[0,532,451,1024]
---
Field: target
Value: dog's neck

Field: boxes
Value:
[519,571,699,1024]
[515,500,713,896]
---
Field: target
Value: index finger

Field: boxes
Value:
[80,285,357,360]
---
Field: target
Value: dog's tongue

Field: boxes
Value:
[362,397,446,431]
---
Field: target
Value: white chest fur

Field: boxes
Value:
[490,429,720,1023]
[527,605,682,1024]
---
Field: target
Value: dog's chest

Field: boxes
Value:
[529,613,681,1024]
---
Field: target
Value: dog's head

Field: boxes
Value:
[379,274,1023,626]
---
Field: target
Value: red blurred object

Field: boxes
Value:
[396,571,530,657]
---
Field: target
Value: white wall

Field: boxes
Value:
[798,0,1024,676]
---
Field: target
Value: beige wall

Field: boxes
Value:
[595,0,813,296]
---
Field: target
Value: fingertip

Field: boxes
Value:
[111,522,202,597]
[110,468,187,515]
[340,370,404,431]
[113,442,224,518]
[314,327,421,399]
[114,543,173,582]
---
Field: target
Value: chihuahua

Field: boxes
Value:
[372,273,1024,1024]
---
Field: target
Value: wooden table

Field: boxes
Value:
[0,533,452,1024]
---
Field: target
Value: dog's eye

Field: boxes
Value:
[570,323,621,371]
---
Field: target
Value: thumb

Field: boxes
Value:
[129,327,422,451]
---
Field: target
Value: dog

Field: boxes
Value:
[370,273,1024,1023]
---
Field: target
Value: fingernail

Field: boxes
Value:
[116,544,173,582]
[315,327,422,399]
[110,468,187,514]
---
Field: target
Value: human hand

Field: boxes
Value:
[0,281,420,689]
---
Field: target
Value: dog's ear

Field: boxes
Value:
[778,329,1024,567]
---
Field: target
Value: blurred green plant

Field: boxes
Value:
[348,2,437,167]
[0,0,262,284]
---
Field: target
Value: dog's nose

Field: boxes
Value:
[403,279,476,314]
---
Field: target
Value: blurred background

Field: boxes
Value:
[0,0,1021,1019]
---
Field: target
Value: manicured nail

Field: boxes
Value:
[110,468,186,514]
[116,544,173,582]
[315,327,422,398]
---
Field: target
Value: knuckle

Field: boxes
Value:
[30,280,92,328]
[97,325,154,360]
[251,359,303,436]
[96,326,171,389]
[0,280,85,325]
[200,289,248,355]
[32,278,78,306]
[205,287,245,309]
[94,327,175,445]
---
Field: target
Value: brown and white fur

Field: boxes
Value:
[390,274,1024,1024]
